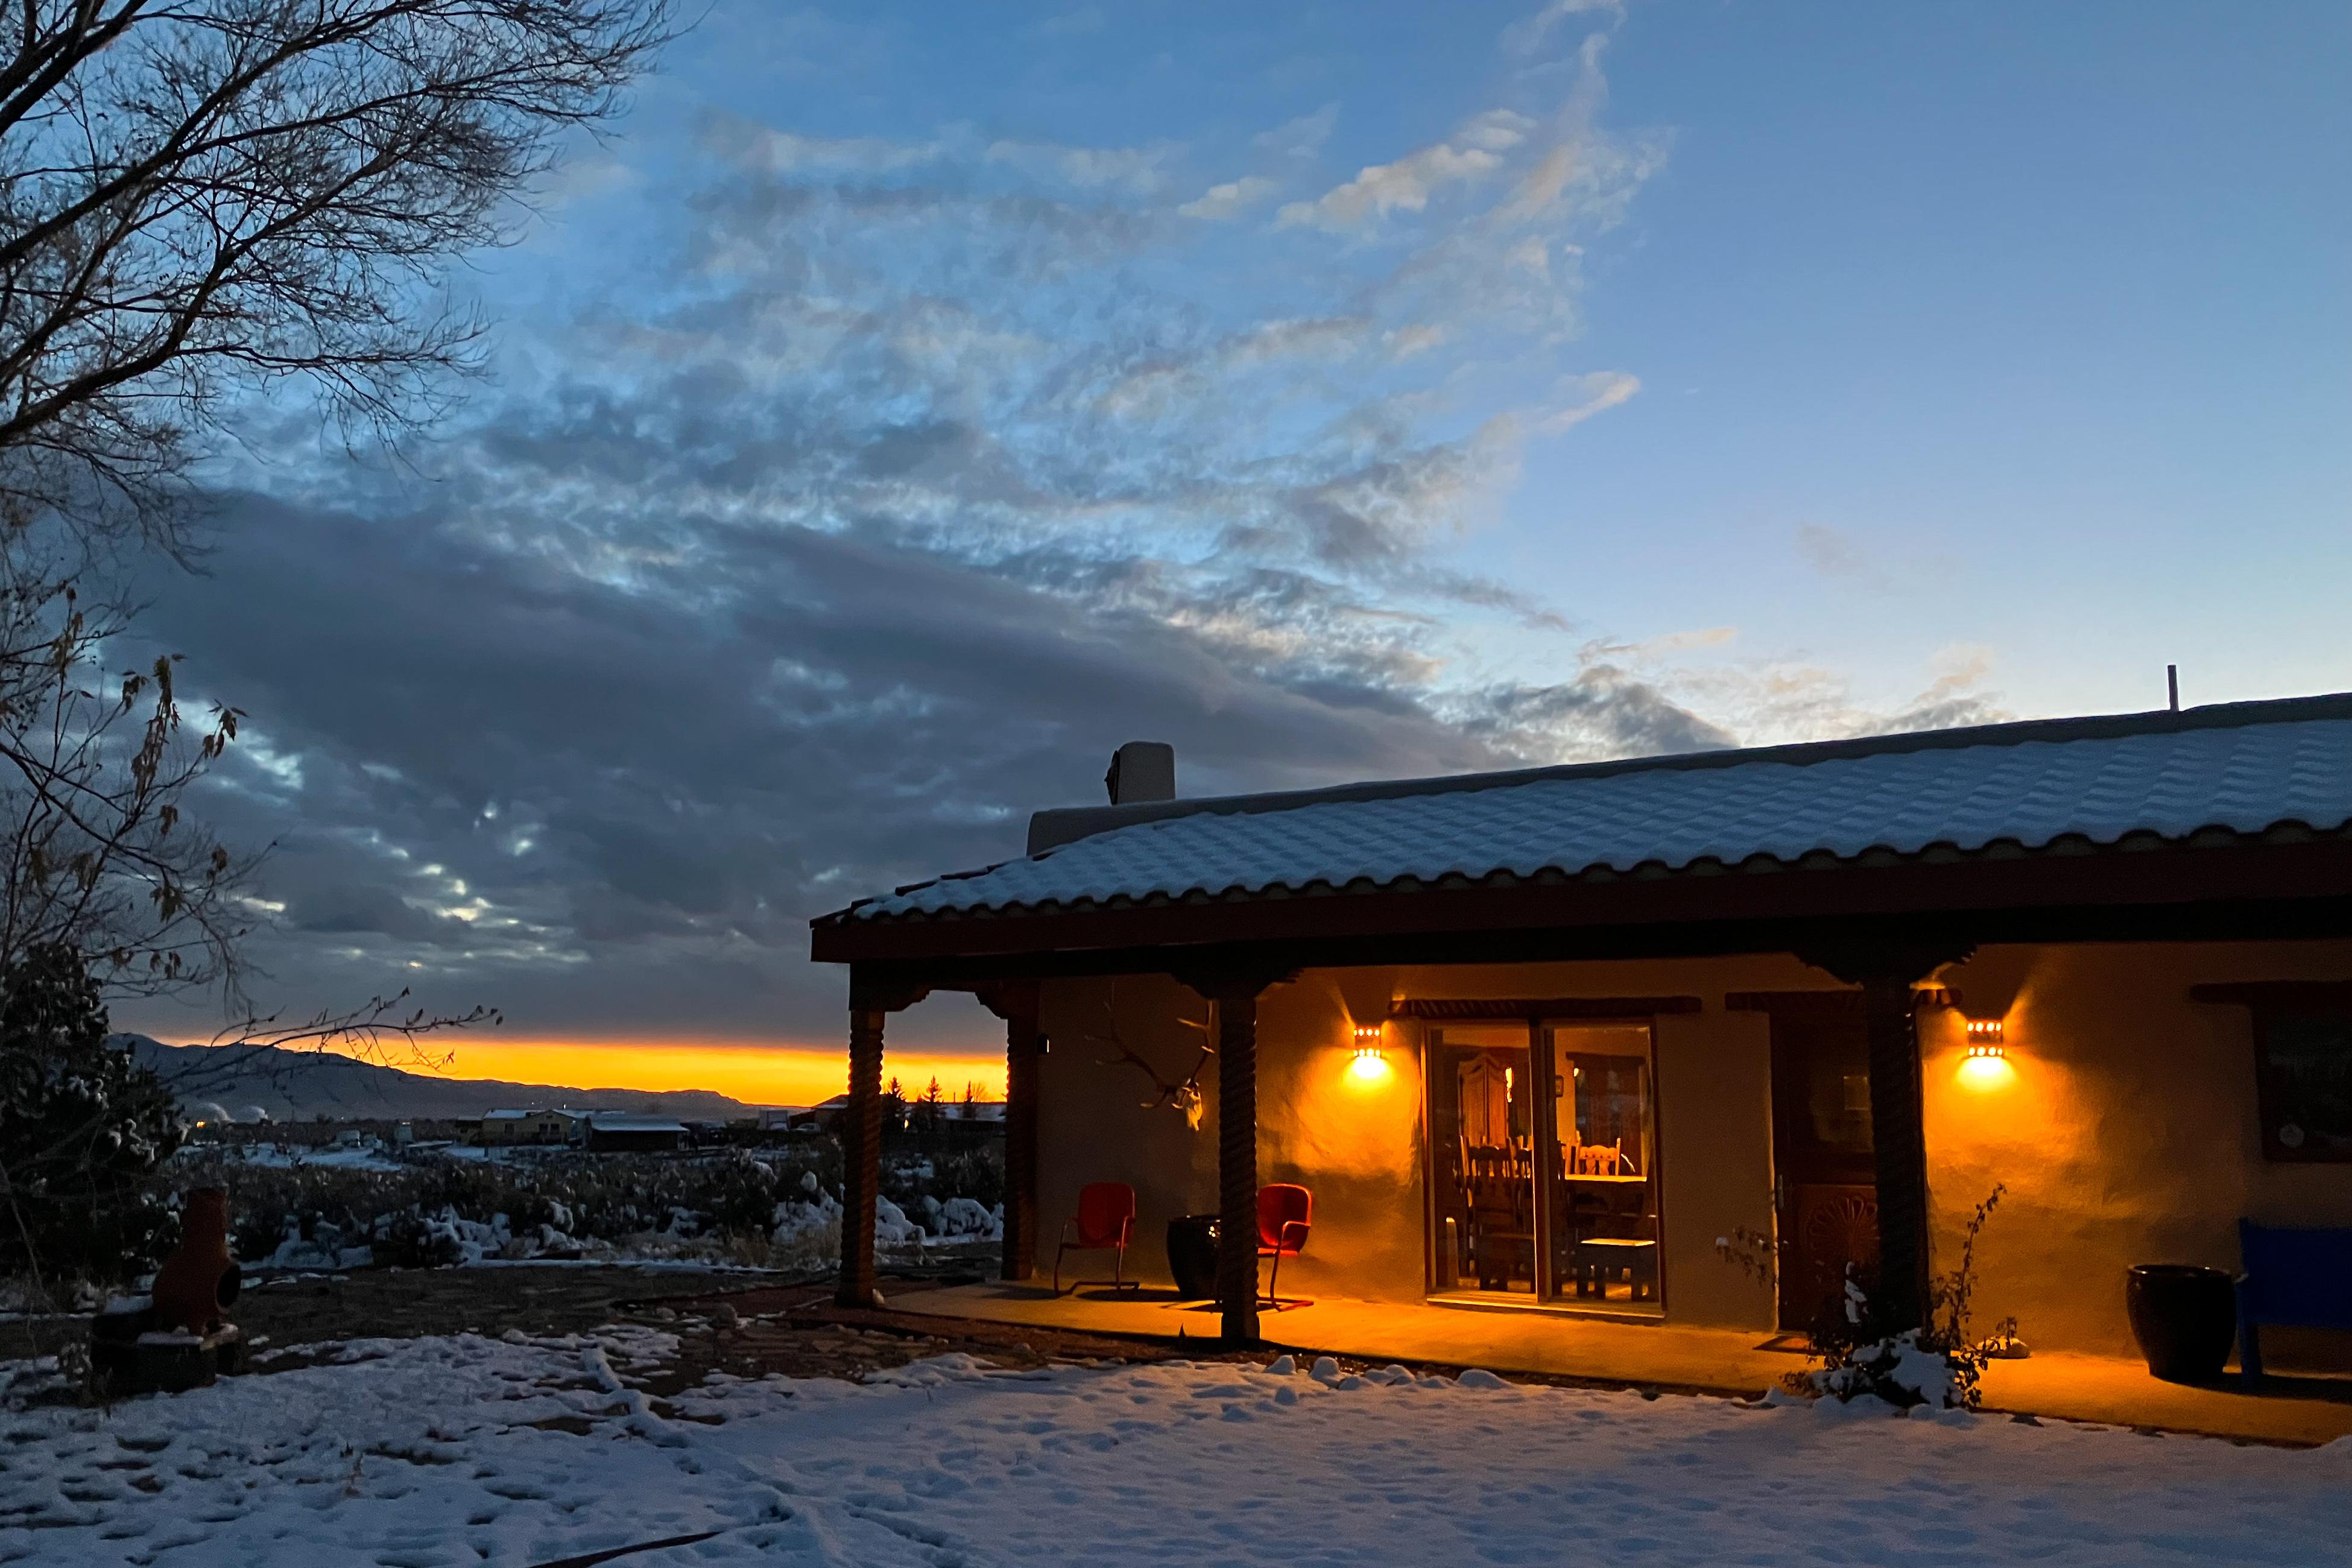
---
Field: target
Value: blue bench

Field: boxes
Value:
[2237,1220,2352,1383]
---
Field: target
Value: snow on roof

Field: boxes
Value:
[482,1108,535,1119]
[847,697,2352,922]
[583,1113,686,1133]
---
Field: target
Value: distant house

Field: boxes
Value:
[479,1107,582,1146]
[578,1112,687,1152]
[757,1107,820,1133]
[941,1100,1008,1124]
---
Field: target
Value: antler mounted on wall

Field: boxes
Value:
[1085,987,1214,1131]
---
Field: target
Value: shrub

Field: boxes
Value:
[0,947,184,1286]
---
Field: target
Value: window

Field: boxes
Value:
[2253,1006,2352,1163]
[2192,982,2352,1164]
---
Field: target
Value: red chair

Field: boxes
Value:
[1054,1181,1139,1297]
[1257,1183,1313,1310]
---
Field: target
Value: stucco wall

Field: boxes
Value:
[1022,941,2352,1364]
[1929,940,2352,1361]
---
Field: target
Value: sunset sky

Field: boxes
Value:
[115,2,2350,1101]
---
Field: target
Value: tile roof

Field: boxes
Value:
[841,695,2352,924]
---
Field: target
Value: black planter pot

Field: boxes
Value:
[1167,1214,1220,1300]
[2125,1263,2237,1383]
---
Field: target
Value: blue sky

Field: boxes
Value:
[125,1,2351,1075]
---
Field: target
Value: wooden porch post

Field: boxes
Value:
[836,967,930,1309]
[1800,940,1972,1333]
[1215,987,1260,1346]
[1175,961,1295,1347]
[978,982,1043,1282]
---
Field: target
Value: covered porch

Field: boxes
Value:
[888,1280,2352,1447]
[810,700,2352,1426]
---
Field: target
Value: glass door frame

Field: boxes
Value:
[1418,1014,1663,1315]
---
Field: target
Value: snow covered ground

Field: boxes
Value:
[4,1330,2346,1566]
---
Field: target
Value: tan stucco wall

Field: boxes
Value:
[1022,941,2352,1363]
[1929,940,2352,1361]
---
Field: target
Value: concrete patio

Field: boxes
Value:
[891,1282,2352,1446]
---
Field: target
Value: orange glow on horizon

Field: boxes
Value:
[326,1038,1006,1110]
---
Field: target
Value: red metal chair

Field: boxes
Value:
[1257,1183,1313,1310]
[1054,1181,1139,1296]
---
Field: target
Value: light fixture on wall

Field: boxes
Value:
[1958,1016,2015,1090]
[1348,1022,1390,1083]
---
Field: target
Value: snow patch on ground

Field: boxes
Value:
[2,1334,2345,1565]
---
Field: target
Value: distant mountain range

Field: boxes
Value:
[119,1035,773,1124]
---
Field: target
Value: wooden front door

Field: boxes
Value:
[1762,993,1878,1332]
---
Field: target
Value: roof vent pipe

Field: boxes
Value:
[1104,741,1176,805]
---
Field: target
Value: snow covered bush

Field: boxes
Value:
[1795,1185,2008,1411]
[174,1138,1006,1272]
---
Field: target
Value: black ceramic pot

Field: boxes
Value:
[2125,1263,2237,1383]
[1166,1213,1220,1300]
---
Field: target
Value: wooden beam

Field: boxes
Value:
[1389,995,1701,1020]
[835,1005,887,1310]
[1215,988,1260,1347]
[2189,980,2352,1007]
[1797,940,1973,1335]
[1172,962,1294,1347]
[835,968,932,1309]
[977,981,1042,1283]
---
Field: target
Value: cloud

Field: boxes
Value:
[125,25,1876,1054]
[1178,175,1277,221]
[1502,0,1625,57]
[1255,104,1339,162]
[984,138,1172,195]
[1794,523,1895,590]
[1278,110,1534,232]
[1539,369,1641,431]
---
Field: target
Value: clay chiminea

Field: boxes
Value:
[151,1186,241,1335]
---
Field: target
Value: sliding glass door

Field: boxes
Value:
[1425,1018,1661,1315]
[1546,1024,1660,1309]
[1426,1026,1537,1296]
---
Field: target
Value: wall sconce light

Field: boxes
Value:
[1958,1017,2015,1090]
[1348,1023,1389,1082]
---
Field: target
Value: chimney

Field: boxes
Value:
[1104,741,1176,805]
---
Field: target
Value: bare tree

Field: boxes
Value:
[0,0,676,993]
[0,0,677,550]
[0,0,678,1302]
[0,540,246,998]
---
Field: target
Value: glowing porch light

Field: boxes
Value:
[1348,1023,1391,1083]
[1957,1017,2015,1091]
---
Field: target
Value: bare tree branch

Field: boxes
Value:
[0,0,678,551]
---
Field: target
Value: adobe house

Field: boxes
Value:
[811,696,2352,1364]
